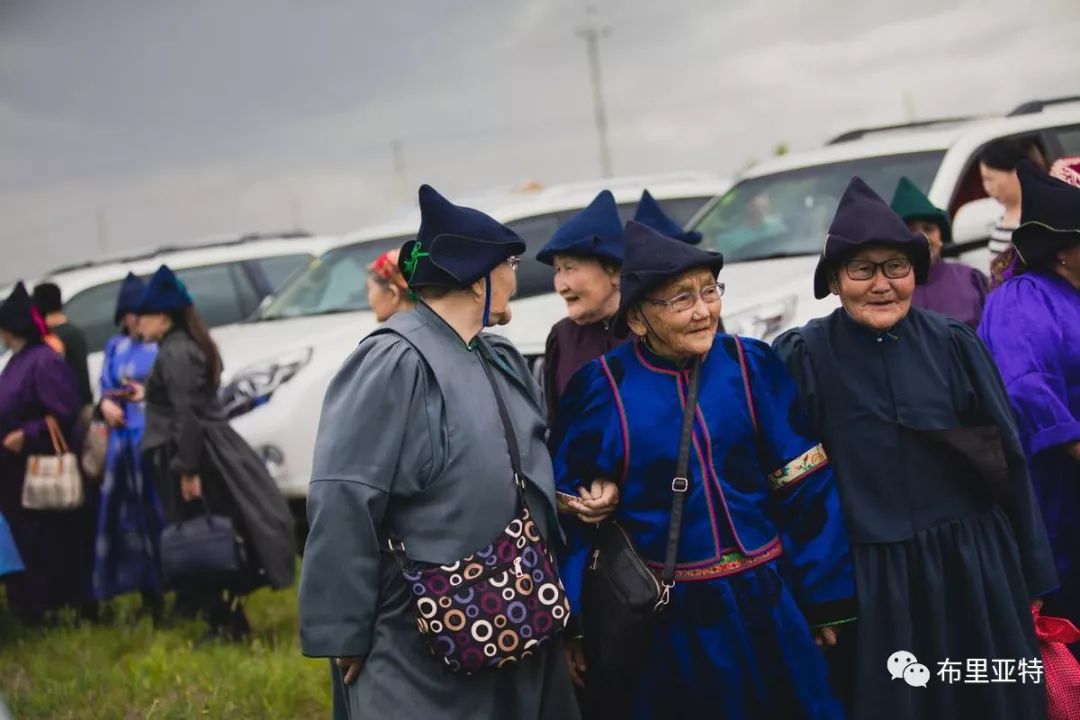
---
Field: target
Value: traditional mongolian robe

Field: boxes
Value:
[299,303,579,720]
[92,333,163,600]
[911,260,988,330]
[774,307,1057,720]
[0,343,93,620]
[542,317,623,424]
[552,333,855,719]
[979,271,1080,631]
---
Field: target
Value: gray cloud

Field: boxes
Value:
[1,0,1078,282]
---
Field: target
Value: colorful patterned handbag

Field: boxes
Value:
[388,357,570,674]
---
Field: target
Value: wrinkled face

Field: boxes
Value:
[830,245,916,332]
[136,313,171,342]
[366,275,404,323]
[481,260,518,326]
[979,162,1021,207]
[908,220,943,264]
[552,254,620,325]
[628,267,722,360]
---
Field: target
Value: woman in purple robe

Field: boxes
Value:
[0,282,90,624]
[890,177,988,329]
[979,160,1080,634]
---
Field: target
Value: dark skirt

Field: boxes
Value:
[146,421,295,594]
[847,508,1046,720]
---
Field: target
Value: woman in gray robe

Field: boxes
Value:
[299,185,580,720]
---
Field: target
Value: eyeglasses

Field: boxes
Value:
[843,257,912,281]
[644,283,725,313]
[505,256,521,271]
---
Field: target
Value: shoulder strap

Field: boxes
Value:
[659,355,702,600]
[478,356,524,482]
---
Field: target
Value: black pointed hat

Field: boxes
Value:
[0,282,44,339]
[1013,159,1080,269]
[633,190,702,244]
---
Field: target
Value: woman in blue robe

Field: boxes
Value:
[978,162,1080,636]
[774,178,1056,720]
[552,221,855,719]
[92,273,165,607]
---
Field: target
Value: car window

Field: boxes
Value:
[174,264,247,327]
[259,236,410,319]
[693,151,945,263]
[1050,125,1080,157]
[255,253,312,290]
[64,279,128,354]
[505,214,561,299]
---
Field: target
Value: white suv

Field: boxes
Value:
[214,173,730,512]
[2,233,336,395]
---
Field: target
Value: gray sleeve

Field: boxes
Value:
[298,334,441,658]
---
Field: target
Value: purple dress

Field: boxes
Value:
[912,260,989,329]
[0,342,94,621]
[542,317,624,424]
[979,271,1080,627]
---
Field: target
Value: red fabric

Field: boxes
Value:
[368,249,408,290]
[1034,606,1080,720]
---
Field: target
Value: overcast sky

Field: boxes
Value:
[1,0,1078,282]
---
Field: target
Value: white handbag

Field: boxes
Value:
[21,415,85,511]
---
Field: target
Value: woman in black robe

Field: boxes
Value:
[135,265,295,641]
[773,178,1057,720]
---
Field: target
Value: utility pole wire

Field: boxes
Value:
[576,6,613,178]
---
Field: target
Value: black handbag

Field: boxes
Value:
[580,354,701,680]
[160,502,247,585]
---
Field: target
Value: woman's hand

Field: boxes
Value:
[1067,441,1080,463]
[568,479,620,524]
[335,657,364,685]
[1032,597,1044,613]
[180,473,203,501]
[2,430,25,454]
[127,382,145,403]
[813,626,840,649]
[564,638,587,688]
[100,398,126,428]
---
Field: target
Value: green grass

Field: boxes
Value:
[0,582,331,719]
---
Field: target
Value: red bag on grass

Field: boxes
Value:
[1034,606,1080,720]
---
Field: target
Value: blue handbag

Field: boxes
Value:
[160,504,247,584]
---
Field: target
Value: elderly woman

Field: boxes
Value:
[773,178,1057,720]
[366,248,414,323]
[138,265,295,641]
[979,161,1080,638]
[299,185,579,720]
[890,177,988,329]
[0,282,89,624]
[552,221,855,719]
[538,190,625,424]
[92,273,164,610]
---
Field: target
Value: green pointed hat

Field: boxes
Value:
[890,177,952,244]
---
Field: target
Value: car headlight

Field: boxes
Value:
[221,347,312,418]
[724,295,798,341]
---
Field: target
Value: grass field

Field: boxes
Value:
[0,583,331,719]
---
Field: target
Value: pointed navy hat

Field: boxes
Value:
[1013,159,1080,269]
[400,184,526,289]
[135,265,193,314]
[0,282,43,338]
[535,190,624,266]
[114,272,146,323]
[614,221,724,336]
[633,190,702,244]
[812,177,930,299]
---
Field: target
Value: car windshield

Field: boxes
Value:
[692,151,945,263]
[258,235,410,320]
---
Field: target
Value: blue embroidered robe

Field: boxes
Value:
[93,333,164,600]
[551,334,855,719]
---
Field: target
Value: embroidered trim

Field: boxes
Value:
[769,444,828,491]
[599,356,631,486]
[647,542,783,582]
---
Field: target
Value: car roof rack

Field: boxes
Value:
[826,117,977,145]
[1008,96,1080,116]
[43,230,312,277]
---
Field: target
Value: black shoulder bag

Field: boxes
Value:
[580,355,701,680]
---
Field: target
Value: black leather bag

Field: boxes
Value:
[160,504,247,585]
[580,355,701,680]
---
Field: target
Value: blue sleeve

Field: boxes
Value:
[548,358,622,616]
[741,337,857,627]
[99,336,121,395]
